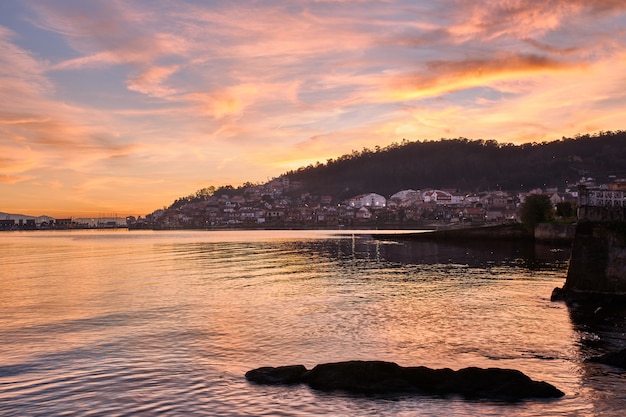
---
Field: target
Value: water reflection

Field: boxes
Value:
[0,230,616,416]
[284,234,572,270]
[563,303,626,417]
[568,304,626,353]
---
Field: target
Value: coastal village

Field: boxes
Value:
[136,181,568,230]
[4,176,625,231]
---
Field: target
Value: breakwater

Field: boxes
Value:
[553,220,626,303]
[375,222,575,243]
[552,206,626,304]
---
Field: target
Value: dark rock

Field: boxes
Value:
[304,361,413,393]
[550,286,626,306]
[550,286,565,302]
[586,348,626,369]
[245,364,308,384]
[245,360,564,400]
[430,366,564,400]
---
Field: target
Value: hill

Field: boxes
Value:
[165,131,626,210]
[283,131,626,198]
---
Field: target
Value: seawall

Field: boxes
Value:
[534,223,576,243]
[552,220,626,304]
[374,223,534,241]
[578,206,626,222]
[375,222,574,242]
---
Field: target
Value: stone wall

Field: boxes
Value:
[562,221,626,295]
[534,223,575,242]
[578,206,626,222]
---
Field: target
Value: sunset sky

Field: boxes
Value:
[1,1,626,217]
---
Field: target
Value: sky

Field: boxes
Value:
[1,0,626,218]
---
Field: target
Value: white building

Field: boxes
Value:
[423,190,453,205]
[580,188,626,207]
[390,189,418,201]
[348,193,387,209]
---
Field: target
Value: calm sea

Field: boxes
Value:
[1,230,624,416]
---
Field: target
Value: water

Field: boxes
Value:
[0,229,624,416]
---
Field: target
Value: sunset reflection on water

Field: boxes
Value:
[0,230,622,416]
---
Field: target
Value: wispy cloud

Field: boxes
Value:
[126,65,181,98]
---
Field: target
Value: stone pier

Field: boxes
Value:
[552,202,626,304]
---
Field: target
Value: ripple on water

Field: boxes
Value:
[0,230,623,416]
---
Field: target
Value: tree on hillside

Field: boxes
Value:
[520,194,554,231]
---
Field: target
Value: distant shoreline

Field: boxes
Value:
[1,222,576,245]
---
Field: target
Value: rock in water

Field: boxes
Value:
[245,364,308,384]
[245,360,565,400]
[304,360,412,393]
[430,366,565,400]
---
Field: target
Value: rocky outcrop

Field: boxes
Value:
[245,365,308,384]
[245,360,564,400]
[586,348,626,369]
[552,220,626,304]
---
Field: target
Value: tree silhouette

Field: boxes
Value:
[521,194,554,231]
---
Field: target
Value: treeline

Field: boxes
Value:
[168,183,255,210]
[285,131,626,197]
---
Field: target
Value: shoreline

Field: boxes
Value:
[0,221,576,245]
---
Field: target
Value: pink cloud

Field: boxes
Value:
[126,65,181,98]
[449,0,626,40]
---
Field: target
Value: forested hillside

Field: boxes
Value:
[284,131,626,197]
[166,131,626,210]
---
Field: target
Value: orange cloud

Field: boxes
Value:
[384,53,573,101]
[185,84,262,120]
[0,174,27,184]
[380,52,626,144]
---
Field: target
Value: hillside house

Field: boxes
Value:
[451,192,465,205]
[266,210,284,221]
[239,208,258,223]
[231,195,246,205]
[423,190,452,205]
[465,193,482,205]
[355,207,373,220]
[549,193,563,205]
[460,207,486,223]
